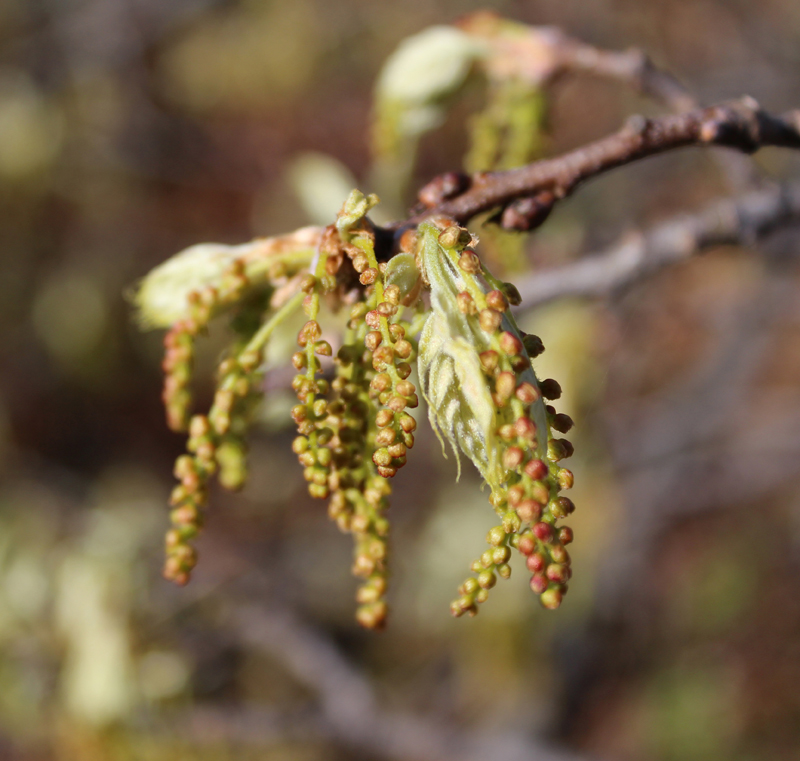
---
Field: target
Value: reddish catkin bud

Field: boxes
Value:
[495,372,516,400]
[526,553,546,573]
[479,351,499,373]
[498,331,523,356]
[479,309,503,333]
[514,417,537,441]
[530,574,548,594]
[515,382,540,405]
[365,331,382,351]
[485,290,508,312]
[516,500,542,523]
[457,292,476,315]
[502,447,524,469]
[533,522,553,542]
[525,459,548,481]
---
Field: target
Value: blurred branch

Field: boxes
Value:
[546,33,696,113]
[230,603,592,761]
[512,181,800,308]
[458,14,695,112]
[553,261,800,733]
[402,99,800,232]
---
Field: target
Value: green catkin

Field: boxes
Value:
[154,192,575,625]
[416,220,575,614]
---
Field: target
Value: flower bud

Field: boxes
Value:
[485,290,508,312]
[540,587,563,610]
[479,308,502,333]
[486,525,506,546]
[539,378,562,400]
[498,331,523,356]
[458,250,481,274]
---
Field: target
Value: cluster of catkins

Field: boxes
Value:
[143,190,575,628]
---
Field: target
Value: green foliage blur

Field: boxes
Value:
[2,0,800,759]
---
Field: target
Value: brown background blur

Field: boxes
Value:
[2,1,800,759]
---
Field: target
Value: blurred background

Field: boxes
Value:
[2,0,800,759]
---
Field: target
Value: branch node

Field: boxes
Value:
[499,191,556,231]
